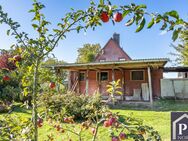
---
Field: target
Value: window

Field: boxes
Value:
[101,49,105,54]
[79,72,85,81]
[99,59,106,62]
[99,58,106,62]
[185,73,188,78]
[119,58,126,61]
[97,72,108,81]
[131,71,144,81]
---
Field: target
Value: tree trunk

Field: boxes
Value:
[33,60,39,141]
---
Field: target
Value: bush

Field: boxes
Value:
[0,85,21,102]
[0,115,34,140]
[40,92,106,121]
[0,70,22,102]
[0,101,10,113]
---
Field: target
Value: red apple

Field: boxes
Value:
[3,75,10,81]
[100,11,109,22]
[139,129,146,135]
[91,128,96,135]
[37,123,43,127]
[49,82,55,89]
[108,117,116,126]
[64,117,70,123]
[119,132,126,140]
[13,55,21,62]
[56,125,61,131]
[103,120,110,127]
[37,118,43,124]
[113,12,123,22]
[112,136,119,141]
[57,127,61,131]
[37,118,43,127]
[61,129,65,133]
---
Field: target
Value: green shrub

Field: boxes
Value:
[0,86,21,102]
[0,101,10,113]
[0,70,22,102]
[0,115,34,140]
[40,92,106,121]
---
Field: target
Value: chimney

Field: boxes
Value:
[113,33,120,46]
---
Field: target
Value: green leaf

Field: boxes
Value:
[135,14,142,25]
[167,10,179,19]
[100,0,104,5]
[28,9,35,13]
[136,18,145,32]
[172,28,181,41]
[125,17,135,26]
[32,24,38,29]
[122,10,130,18]
[135,4,147,11]
[53,29,60,33]
[176,19,184,25]
[156,15,162,23]
[147,18,154,28]
[7,30,10,36]
[160,22,167,30]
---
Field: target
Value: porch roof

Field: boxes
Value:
[48,58,169,70]
[164,66,188,72]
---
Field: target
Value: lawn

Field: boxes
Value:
[1,100,188,141]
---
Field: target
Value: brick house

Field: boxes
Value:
[52,33,168,102]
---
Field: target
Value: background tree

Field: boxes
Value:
[0,49,22,103]
[172,27,188,65]
[41,58,67,92]
[76,43,101,63]
[0,49,16,70]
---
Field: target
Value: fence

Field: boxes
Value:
[161,78,188,99]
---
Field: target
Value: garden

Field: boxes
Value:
[0,0,188,141]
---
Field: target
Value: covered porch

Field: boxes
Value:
[50,58,168,104]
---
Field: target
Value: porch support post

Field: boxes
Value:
[55,68,60,92]
[77,71,80,94]
[112,67,115,81]
[86,68,89,95]
[120,68,125,100]
[98,70,101,94]
[147,66,153,105]
[68,71,71,91]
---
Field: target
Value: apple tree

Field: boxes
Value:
[0,0,187,140]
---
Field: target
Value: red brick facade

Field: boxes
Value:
[70,69,163,97]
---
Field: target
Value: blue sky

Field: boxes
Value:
[0,0,187,66]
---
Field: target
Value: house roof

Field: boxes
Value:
[164,66,188,72]
[94,38,131,61]
[48,58,169,70]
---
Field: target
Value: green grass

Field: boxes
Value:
[1,100,188,141]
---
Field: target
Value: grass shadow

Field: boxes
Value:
[109,99,188,112]
[11,106,32,114]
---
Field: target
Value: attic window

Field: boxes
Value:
[119,58,126,61]
[101,49,104,54]
[99,59,106,62]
